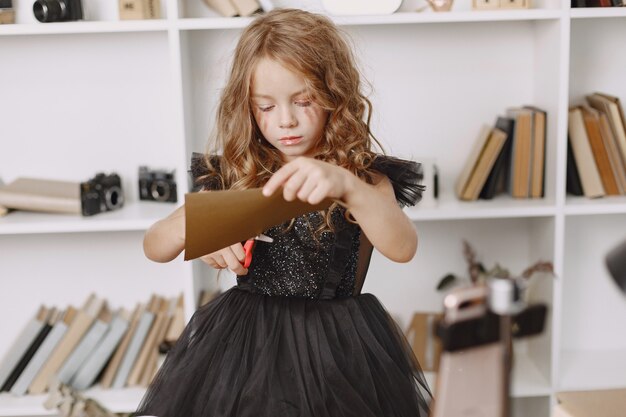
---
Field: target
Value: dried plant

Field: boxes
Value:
[437,240,554,291]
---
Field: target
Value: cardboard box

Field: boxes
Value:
[406,312,443,372]
[553,389,626,417]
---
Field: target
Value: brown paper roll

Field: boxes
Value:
[184,188,332,260]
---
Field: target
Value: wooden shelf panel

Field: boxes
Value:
[0,202,176,235]
[0,20,170,35]
[407,193,556,221]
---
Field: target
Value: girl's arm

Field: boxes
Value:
[143,203,250,274]
[343,173,417,263]
[143,205,186,263]
[262,157,418,263]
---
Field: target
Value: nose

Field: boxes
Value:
[279,107,297,129]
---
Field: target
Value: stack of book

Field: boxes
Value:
[456,106,547,201]
[0,292,186,395]
[567,93,626,199]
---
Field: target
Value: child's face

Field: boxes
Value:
[251,58,328,162]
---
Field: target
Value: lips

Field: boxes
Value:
[279,136,302,145]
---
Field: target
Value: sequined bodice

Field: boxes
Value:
[237,209,361,300]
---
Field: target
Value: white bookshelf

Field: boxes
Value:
[1,1,625,416]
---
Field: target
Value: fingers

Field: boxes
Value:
[282,171,308,201]
[262,160,299,197]
[200,244,248,275]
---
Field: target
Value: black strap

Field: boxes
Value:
[319,226,355,300]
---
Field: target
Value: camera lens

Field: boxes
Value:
[104,186,124,210]
[150,180,171,202]
[33,0,67,22]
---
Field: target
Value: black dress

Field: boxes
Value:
[134,155,432,417]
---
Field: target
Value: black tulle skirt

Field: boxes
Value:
[134,287,432,417]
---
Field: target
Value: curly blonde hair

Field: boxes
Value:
[203,8,384,232]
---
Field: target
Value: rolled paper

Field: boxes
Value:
[184,188,332,260]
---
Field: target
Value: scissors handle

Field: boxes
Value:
[243,239,255,268]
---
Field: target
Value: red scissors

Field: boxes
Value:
[242,234,273,268]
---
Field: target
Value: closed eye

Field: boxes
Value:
[295,101,311,107]
[258,105,274,112]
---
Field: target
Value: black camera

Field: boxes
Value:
[138,166,177,203]
[80,173,124,216]
[33,0,83,22]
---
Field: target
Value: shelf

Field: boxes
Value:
[0,20,170,36]
[0,202,176,235]
[406,194,556,221]
[0,386,144,416]
[511,352,552,398]
[0,9,565,36]
[564,196,626,216]
[559,349,626,391]
[177,10,563,31]
[571,7,626,19]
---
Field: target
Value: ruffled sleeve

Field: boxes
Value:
[189,152,223,192]
[370,155,425,207]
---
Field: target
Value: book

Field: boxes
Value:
[127,297,168,386]
[460,128,508,201]
[506,108,534,198]
[230,0,260,16]
[1,308,55,392]
[587,93,626,173]
[164,294,185,346]
[524,106,547,198]
[112,296,157,388]
[455,124,493,200]
[581,106,620,195]
[566,139,584,196]
[0,306,50,390]
[568,107,605,198]
[56,302,110,385]
[480,117,515,200]
[138,299,175,387]
[202,0,237,16]
[70,308,130,390]
[100,303,144,389]
[10,309,69,396]
[597,111,626,194]
[0,178,81,214]
[29,295,102,394]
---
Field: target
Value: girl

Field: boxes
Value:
[137,8,431,417]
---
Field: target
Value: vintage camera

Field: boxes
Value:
[33,0,83,22]
[138,166,177,203]
[80,173,124,216]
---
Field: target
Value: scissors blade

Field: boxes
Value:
[255,234,274,243]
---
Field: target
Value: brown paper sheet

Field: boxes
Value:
[184,188,332,260]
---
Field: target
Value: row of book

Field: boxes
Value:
[203,0,273,17]
[571,0,625,7]
[0,293,185,396]
[456,106,547,201]
[567,93,626,198]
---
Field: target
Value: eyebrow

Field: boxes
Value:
[251,90,308,100]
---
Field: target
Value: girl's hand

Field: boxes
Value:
[262,157,353,205]
[200,243,249,275]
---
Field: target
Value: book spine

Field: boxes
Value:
[112,312,154,389]
[0,314,46,388]
[70,316,128,390]
[10,323,68,396]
